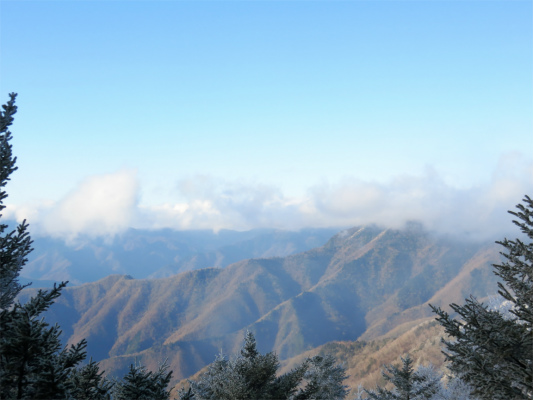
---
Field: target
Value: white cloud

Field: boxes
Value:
[5,154,532,242]
[6,169,139,242]
[139,177,293,232]
[303,156,531,240]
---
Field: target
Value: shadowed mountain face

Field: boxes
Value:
[18,225,500,385]
[20,227,340,285]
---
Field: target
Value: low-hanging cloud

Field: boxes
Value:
[5,154,532,242]
[6,169,139,242]
[140,177,299,232]
[303,153,532,240]
[138,154,531,240]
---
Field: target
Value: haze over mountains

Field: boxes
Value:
[18,226,340,285]
[18,224,501,392]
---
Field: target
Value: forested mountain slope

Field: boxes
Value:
[276,318,448,398]
[18,225,501,387]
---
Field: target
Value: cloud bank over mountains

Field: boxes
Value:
[6,153,532,243]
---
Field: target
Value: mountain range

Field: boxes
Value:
[19,226,340,285]
[17,224,502,394]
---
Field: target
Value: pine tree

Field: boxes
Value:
[0,93,32,311]
[0,93,107,399]
[354,360,479,400]
[69,358,114,400]
[188,331,303,400]
[0,281,90,398]
[363,355,439,400]
[0,93,87,398]
[112,360,173,400]
[293,355,349,400]
[183,331,347,400]
[0,93,176,399]
[431,196,533,399]
[440,374,479,400]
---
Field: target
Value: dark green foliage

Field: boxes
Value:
[69,358,114,400]
[182,331,347,400]
[0,93,88,398]
[0,271,89,398]
[363,355,439,400]
[431,196,533,399]
[113,361,173,400]
[188,331,302,400]
[0,93,174,399]
[177,387,195,400]
[0,93,33,311]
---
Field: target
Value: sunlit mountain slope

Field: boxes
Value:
[18,225,500,387]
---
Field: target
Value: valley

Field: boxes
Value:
[18,224,501,394]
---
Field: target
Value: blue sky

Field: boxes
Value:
[0,1,531,240]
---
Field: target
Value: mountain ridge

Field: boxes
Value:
[20,227,341,284]
[17,224,500,388]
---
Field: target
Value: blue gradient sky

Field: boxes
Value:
[0,1,531,239]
